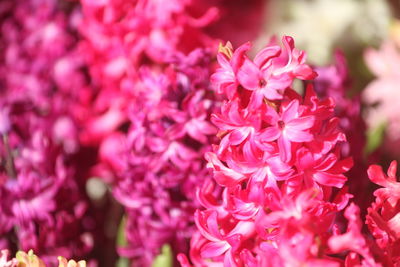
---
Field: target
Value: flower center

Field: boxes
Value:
[278,120,285,130]
[259,79,267,87]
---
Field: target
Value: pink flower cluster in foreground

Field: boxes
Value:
[178,37,400,266]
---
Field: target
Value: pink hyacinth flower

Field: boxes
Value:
[237,36,316,109]
[211,42,251,100]
[258,99,315,162]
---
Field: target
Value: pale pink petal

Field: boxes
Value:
[229,127,252,145]
[237,58,261,90]
[201,241,230,258]
[231,42,251,71]
[258,127,281,142]
[286,116,314,130]
[254,46,281,68]
[261,85,284,101]
[282,100,299,122]
[278,136,292,162]
[313,172,346,188]
[284,128,313,142]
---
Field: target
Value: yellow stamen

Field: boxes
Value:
[218,42,233,59]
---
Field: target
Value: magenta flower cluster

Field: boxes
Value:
[178,38,400,266]
[0,0,93,265]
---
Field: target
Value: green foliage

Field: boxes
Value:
[116,257,130,267]
[152,244,173,267]
[117,216,127,247]
[366,122,386,155]
[116,216,130,267]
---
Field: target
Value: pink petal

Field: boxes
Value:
[330,157,353,174]
[387,212,400,239]
[231,42,251,71]
[296,148,314,170]
[229,127,252,145]
[247,89,265,110]
[278,136,292,162]
[216,53,231,70]
[261,85,284,101]
[194,210,222,242]
[286,116,314,130]
[237,58,261,90]
[313,172,346,188]
[267,155,293,176]
[387,160,398,181]
[367,164,391,188]
[284,128,313,142]
[314,153,338,172]
[282,100,299,122]
[206,152,247,187]
[254,45,281,68]
[201,241,230,258]
[258,126,281,142]
[293,64,317,80]
[223,249,238,267]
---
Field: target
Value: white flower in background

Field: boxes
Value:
[260,0,391,64]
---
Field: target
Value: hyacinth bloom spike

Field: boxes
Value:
[179,37,367,267]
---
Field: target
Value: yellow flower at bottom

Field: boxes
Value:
[57,256,86,267]
[15,250,45,267]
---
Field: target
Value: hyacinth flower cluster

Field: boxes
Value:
[77,0,221,145]
[105,49,219,266]
[77,1,222,265]
[76,1,222,266]
[0,0,95,264]
[177,36,399,266]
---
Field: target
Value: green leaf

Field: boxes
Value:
[115,216,130,267]
[116,257,130,267]
[152,244,173,267]
[117,215,127,247]
[365,122,386,155]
